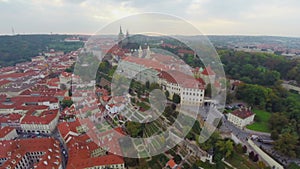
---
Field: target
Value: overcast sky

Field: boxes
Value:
[1,0,300,37]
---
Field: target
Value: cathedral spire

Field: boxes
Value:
[118,26,124,42]
[119,26,123,34]
[146,46,151,58]
[126,29,129,38]
[118,26,125,48]
[138,45,143,58]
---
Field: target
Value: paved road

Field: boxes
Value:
[179,104,300,167]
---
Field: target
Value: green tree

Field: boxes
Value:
[216,140,234,158]
[235,143,244,154]
[85,111,92,118]
[205,83,212,97]
[249,151,255,160]
[125,121,143,137]
[149,82,160,90]
[269,113,289,133]
[61,99,73,109]
[226,92,234,104]
[213,118,223,129]
[271,130,279,140]
[199,131,221,151]
[243,145,248,154]
[124,157,139,167]
[287,162,300,169]
[274,132,298,158]
[145,81,150,89]
[263,70,280,86]
[258,161,266,169]
[172,94,181,104]
[216,161,225,169]
[165,90,170,99]
[236,84,272,109]
[173,154,182,164]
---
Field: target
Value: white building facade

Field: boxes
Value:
[227,108,255,128]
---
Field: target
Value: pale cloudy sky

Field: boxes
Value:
[1,0,300,37]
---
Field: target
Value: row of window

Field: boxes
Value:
[182,97,203,102]
[182,92,203,97]
[184,88,203,91]
[181,101,203,105]
[170,86,180,91]
[88,164,125,169]
[22,125,50,130]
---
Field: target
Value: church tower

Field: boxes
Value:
[118,26,124,42]
[146,46,151,59]
[138,46,143,58]
[126,30,129,38]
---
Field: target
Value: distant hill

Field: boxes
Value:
[207,35,300,50]
[0,34,84,67]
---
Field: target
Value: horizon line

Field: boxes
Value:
[0,33,300,39]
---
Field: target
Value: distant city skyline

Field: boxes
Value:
[1,0,300,37]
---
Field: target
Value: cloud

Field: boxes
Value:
[0,0,300,36]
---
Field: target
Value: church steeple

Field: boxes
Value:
[119,26,123,34]
[146,46,151,58]
[118,26,124,42]
[126,30,129,38]
[138,45,143,58]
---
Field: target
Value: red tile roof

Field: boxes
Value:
[159,70,205,89]
[15,105,49,111]
[0,126,16,138]
[21,109,58,124]
[0,138,62,168]
[0,103,16,109]
[11,95,58,103]
[0,113,22,123]
[123,56,169,71]
[68,155,124,169]
[61,71,72,78]
[59,119,125,169]
[0,72,33,80]
[231,108,254,119]
[178,49,194,55]
[202,66,215,76]
[167,159,177,168]
[0,79,11,86]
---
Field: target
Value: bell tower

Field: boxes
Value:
[118,26,124,42]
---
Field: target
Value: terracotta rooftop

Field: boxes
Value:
[67,155,124,169]
[0,80,11,86]
[202,66,215,76]
[159,70,205,89]
[58,118,125,169]
[0,113,22,123]
[0,126,16,138]
[167,159,178,169]
[21,109,59,124]
[231,108,254,119]
[0,138,62,169]
[122,56,169,71]
[11,95,58,103]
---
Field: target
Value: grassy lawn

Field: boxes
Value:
[145,122,160,136]
[147,153,169,168]
[288,92,300,101]
[137,101,150,110]
[138,150,149,158]
[226,153,261,169]
[195,160,217,168]
[246,109,271,133]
